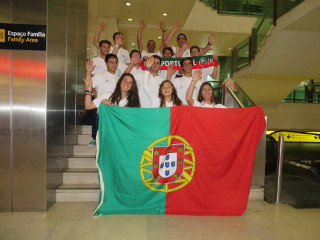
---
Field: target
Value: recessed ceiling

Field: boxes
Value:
[87,0,257,58]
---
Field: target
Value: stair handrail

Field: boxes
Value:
[225,85,245,108]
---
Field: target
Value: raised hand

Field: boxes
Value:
[167,63,176,76]
[192,69,202,82]
[208,33,215,45]
[97,22,105,31]
[139,20,146,29]
[146,56,155,68]
[173,21,180,30]
[174,47,184,58]
[86,59,95,74]
[159,21,167,31]
[114,33,124,46]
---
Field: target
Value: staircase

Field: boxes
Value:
[56,126,99,202]
[56,125,264,202]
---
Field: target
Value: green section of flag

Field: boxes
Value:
[93,105,170,215]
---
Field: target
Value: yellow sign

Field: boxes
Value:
[267,131,320,143]
[0,29,5,42]
[140,135,196,193]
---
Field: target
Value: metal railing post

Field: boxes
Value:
[275,133,284,203]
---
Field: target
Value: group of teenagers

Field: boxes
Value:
[84,21,226,145]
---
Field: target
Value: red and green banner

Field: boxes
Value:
[93,105,265,216]
[140,55,218,70]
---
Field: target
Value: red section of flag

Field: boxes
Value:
[166,106,266,216]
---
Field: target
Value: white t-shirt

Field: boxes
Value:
[93,92,128,108]
[130,66,144,75]
[92,71,121,97]
[193,100,227,108]
[171,46,191,57]
[149,97,174,108]
[172,75,201,105]
[110,47,130,64]
[117,62,128,75]
[91,56,107,75]
[91,57,127,76]
[141,50,162,58]
[192,67,214,83]
[159,70,177,81]
[141,71,165,108]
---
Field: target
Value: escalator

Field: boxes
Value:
[219,81,320,208]
[264,131,320,208]
[266,131,320,183]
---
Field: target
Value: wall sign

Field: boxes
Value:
[0,23,46,50]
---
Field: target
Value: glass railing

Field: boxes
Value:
[231,3,273,73]
[212,79,256,108]
[231,0,304,75]
[217,0,269,16]
[232,85,256,107]
[275,0,304,19]
[282,82,320,103]
[253,5,273,50]
[199,0,217,10]
[231,38,250,72]
[216,56,232,85]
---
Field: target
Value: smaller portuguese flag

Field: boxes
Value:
[93,105,265,216]
[140,55,218,70]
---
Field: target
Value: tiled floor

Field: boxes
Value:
[1,201,320,240]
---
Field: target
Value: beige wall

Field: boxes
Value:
[263,103,320,131]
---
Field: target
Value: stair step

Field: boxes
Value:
[68,156,96,168]
[63,169,98,184]
[56,184,99,202]
[59,125,265,202]
[58,183,99,189]
[73,145,96,155]
[249,187,264,200]
[65,135,78,145]
[79,125,92,135]
[56,185,263,202]
[78,134,93,144]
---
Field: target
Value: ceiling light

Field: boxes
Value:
[163,13,168,16]
[158,36,162,39]
[228,48,231,50]
[128,18,133,21]
[220,53,224,56]
[126,3,131,6]
[132,43,135,46]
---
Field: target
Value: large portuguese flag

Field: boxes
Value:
[93,105,265,216]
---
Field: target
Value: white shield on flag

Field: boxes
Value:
[158,152,177,178]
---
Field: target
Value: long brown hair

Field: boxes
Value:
[197,82,217,104]
[109,73,141,107]
[158,80,183,107]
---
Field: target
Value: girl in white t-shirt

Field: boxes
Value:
[186,70,226,108]
[143,57,183,108]
[144,73,183,108]
[84,60,140,109]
